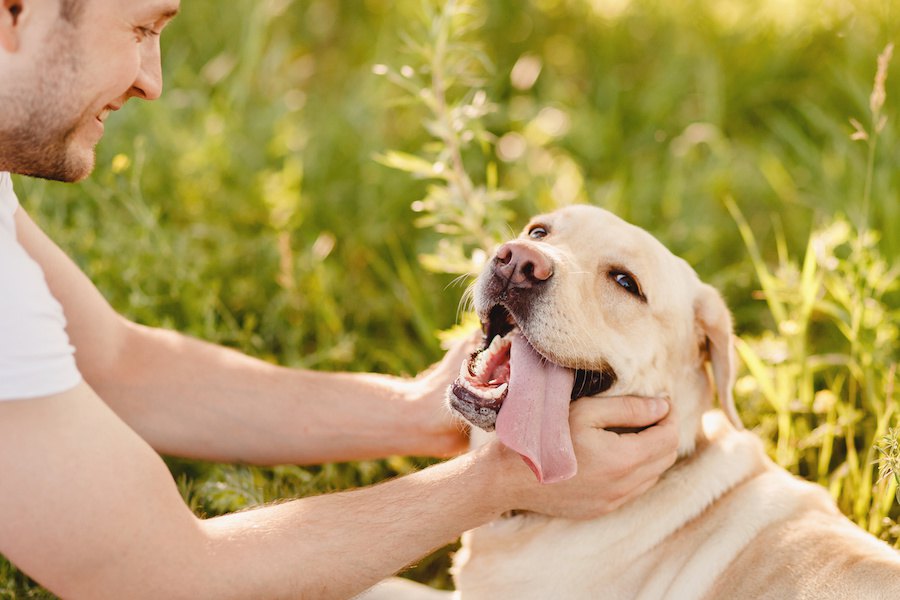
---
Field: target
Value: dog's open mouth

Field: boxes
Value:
[449,305,615,483]
[448,306,516,430]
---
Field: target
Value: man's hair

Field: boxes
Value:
[59,0,83,23]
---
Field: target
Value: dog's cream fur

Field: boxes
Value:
[359,205,900,600]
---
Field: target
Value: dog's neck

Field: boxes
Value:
[456,411,770,598]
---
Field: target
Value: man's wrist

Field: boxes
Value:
[399,377,469,457]
[465,439,530,517]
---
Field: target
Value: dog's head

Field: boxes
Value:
[449,205,740,483]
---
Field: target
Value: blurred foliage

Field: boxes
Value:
[3,0,899,595]
[731,204,899,544]
[375,0,516,275]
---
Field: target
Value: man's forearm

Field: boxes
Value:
[15,208,465,464]
[197,443,506,599]
[0,383,515,600]
[90,321,464,464]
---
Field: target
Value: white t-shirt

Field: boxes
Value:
[0,172,81,399]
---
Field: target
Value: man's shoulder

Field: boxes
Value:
[0,226,48,298]
[0,173,46,308]
[0,218,81,401]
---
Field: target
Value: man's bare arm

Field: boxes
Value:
[0,382,495,599]
[14,207,468,463]
[0,383,676,599]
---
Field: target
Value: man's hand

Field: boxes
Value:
[402,330,481,457]
[493,396,678,520]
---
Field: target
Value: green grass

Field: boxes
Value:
[2,0,898,595]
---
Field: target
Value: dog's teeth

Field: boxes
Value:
[461,334,511,388]
[488,333,511,355]
[474,351,487,377]
[473,335,510,379]
[488,382,508,400]
[461,357,473,378]
[459,376,477,394]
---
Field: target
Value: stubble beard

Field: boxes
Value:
[2,117,93,183]
[0,23,96,182]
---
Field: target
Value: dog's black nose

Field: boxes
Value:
[494,241,553,287]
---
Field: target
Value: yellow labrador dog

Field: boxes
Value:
[361,205,900,600]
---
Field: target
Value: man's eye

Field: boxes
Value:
[528,226,549,240]
[135,26,160,40]
[610,270,644,299]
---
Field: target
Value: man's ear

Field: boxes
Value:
[694,282,743,429]
[0,0,25,53]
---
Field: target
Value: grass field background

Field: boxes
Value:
[3,0,899,595]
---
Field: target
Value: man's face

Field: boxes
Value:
[0,0,179,182]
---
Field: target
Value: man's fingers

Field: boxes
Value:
[615,415,679,460]
[443,330,481,365]
[606,442,679,509]
[418,329,479,381]
[571,395,670,429]
[608,476,658,511]
[627,442,679,483]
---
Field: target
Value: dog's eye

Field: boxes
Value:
[611,271,644,299]
[528,225,549,240]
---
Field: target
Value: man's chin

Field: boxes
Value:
[18,165,91,183]
[55,154,95,183]
[2,118,99,182]
[56,137,97,182]
[15,147,95,183]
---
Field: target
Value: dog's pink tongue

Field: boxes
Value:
[496,334,576,484]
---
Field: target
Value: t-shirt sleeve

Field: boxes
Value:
[0,173,82,400]
[0,171,18,231]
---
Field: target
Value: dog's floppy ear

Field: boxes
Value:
[694,283,743,429]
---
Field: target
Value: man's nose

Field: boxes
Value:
[131,42,163,101]
[493,241,553,287]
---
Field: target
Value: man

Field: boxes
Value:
[0,0,679,597]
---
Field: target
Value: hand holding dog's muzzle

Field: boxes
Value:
[497,395,678,520]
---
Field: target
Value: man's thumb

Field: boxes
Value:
[574,396,669,429]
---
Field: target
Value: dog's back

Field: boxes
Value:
[704,503,900,600]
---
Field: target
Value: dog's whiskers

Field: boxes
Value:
[446,273,474,291]
[456,284,478,324]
